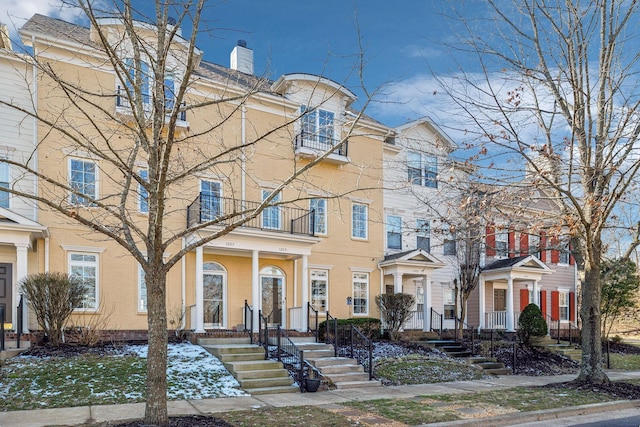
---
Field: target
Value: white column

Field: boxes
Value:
[425,274,432,331]
[252,250,260,332]
[301,255,309,331]
[478,277,485,329]
[506,274,515,332]
[15,243,29,333]
[533,280,539,306]
[194,246,205,333]
[393,273,403,293]
[422,276,429,332]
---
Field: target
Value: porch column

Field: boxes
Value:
[15,243,29,333]
[194,246,205,333]
[393,273,403,293]
[478,277,485,329]
[301,255,309,331]
[251,250,260,332]
[533,280,539,306]
[506,274,515,332]
[422,275,430,332]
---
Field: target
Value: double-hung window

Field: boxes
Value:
[443,232,457,255]
[300,106,335,146]
[352,272,369,315]
[310,269,329,312]
[0,160,9,208]
[495,232,508,257]
[352,203,368,239]
[138,265,147,312]
[407,151,437,188]
[262,189,281,229]
[386,215,402,249]
[559,241,570,264]
[444,285,456,319]
[201,180,222,222]
[310,198,327,235]
[138,169,149,213]
[416,219,430,252]
[559,291,569,320]
[69,158,97,206]
[121,58,150,108]
[69,253,98,310]
[529,234,540,258]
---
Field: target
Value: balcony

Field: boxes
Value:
[187,194,315,237]
[294,131,349,164]
[116,86,187,123]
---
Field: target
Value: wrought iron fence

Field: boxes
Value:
[294,131,348,157]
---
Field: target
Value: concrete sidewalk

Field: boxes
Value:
[2,370,640,427]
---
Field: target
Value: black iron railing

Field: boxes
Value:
[431,307,443,335]
[16,295,23,349]
[187,194,315,237]
[307,302,319,343]
[244,300,253,344]
[294,131,348,157]
[324,314,373,380]
[0,303,4,351]
[267,325,321,392]
[324,312,339,357]
[543,313,580,345]
[116,86,187,121]
[258,310,270,359]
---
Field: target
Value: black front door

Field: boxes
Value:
[0,263,13,326]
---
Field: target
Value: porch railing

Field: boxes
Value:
[0,303,4,351]
[308,302,319,342]
[324,315,373,380]
[243,300,253,344]
[187,194,315,237]
[268,325,321,392]
[544,313,580,345]
[431,308,443,335]
[116,86,187,121]
[294,131,348,157]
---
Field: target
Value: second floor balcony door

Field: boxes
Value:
[201,181,221,222]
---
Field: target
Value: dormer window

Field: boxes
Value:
[407,151,437,188]
[300,106,336,145]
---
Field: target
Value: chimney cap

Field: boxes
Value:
[237,39,247,48]
[168,17,177,26]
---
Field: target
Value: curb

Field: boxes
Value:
[425,400,640,427]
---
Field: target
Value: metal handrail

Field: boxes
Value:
[0,304,4,351]
[307,302,319,342]
[430,307,443,335]
[16,295,23,349]
[258,310,270,359]
[454,316,476,355]
[294,131,348,157]
[543,313,580,345]
[349,324,374,380]
[325,312,338,357]
[270,325,322,392]
[244,300,253,344]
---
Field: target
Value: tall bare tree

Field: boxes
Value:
[1,1,379,424]
[441,0,640,384]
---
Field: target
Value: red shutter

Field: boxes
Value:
[486,225,496,256]
[540,231,547,262]
[540,290,547,318]
[550,236,560,263]
[569,292,576,322]
[520,232,529,256]
[508,231,515,258]
[551,291,559,321]
[520,289,529,311]
[569,244,575,265]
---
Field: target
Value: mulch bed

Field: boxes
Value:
[101,415,232,426]
[544,380,640,400]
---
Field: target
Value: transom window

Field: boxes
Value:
[69,253,98,310]
[310,198,327,235]
[352,203,368,239]
[416,219,431,252]
[407,151,437,188]
[69,158,97,206]
[310,269,328,312]
[386,215,402,249]
[352,272,369,315]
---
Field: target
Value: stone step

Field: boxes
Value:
[484,367,513,375]
[0,347,28,361]
[197,337,251,346]
[239,376,294,389]
[474,361,504,370]
[420,340,457,349]
[319,364,365,375]
[464,356,497,364]
[445,350,473,358]
[246,385,301,395]
[301,349,335,359]
[327,372,370,382]
[333,380,382,389]
[224,359,284,372]
[216,352,266,363]
[295,343,334,352]
[203,344,264,356]
[234,369,291,380]
[308,356,358,368]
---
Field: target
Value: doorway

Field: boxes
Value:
[260,266,284,325]
[0,263,12,327]
[203,262,225,328]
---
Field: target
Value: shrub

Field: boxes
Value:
[318,317,381,341]
[518,303,548,346]
[19,272,87,346]
[375,293,416,341]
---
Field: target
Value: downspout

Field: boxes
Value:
[241,106,246,210]
[179,237,186,331]
[31,35,39,223]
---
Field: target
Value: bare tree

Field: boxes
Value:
[1,1,380,424]
[440,0,640,384]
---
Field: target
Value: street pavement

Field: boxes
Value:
[1,371,640,427]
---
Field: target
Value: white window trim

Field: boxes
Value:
[310,269,329,313]
[310,198,328,236]
[138,264,147,313]
[138,168,149,214]
[68,157,99,206]
[351,202,369,240]
[558,289,570,322]
[68,251,99,311]
[352,271,369,316]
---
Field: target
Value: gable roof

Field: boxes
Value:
[379,249,445,268]
[482,255,551,273]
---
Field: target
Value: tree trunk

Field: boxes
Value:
[144,264,169,425]
[576,249,609,384]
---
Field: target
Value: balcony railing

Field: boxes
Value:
[294,131,348,157]
[187,193,315,237]
[116,86,186,121]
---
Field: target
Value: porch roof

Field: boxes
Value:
[481,255,553,282]
[378,248,446,274]
[0,207,49,246]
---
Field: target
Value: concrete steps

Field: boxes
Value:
[422,340,513,376]
[199,337,298,395]
[306,351,382,389]
[534,338,582,362]
[0,339,30,361]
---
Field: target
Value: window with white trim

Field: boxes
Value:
[201,180,222,222]
[0,160,9,208]
[69,158,97,206]
[416,219,430,252]
[559,291,569,320]
[310,269,328,312]
[443,232,457,256]
[301,106,335,145]
[386,215,402,249]
[495,232,508,257]
[262,189,281,229]
[407,151,437,188]
[138,265,147,312]
[529,234,540,258]
[310,198,327,235]
[69,253,98,310]
[352,203,368,239]
[138,169,148,213]
[118,58,150,108]
[352,272,369,315]
[444,285,456,319]
[559,241,570,264]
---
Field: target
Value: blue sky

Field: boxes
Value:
[1,0,489,128]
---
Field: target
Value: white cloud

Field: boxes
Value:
[1,0,83,35]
